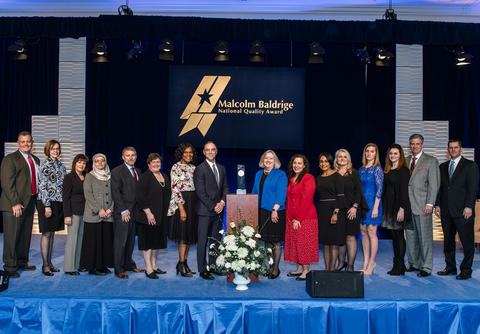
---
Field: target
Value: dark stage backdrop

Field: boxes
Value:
[85,39,395,192]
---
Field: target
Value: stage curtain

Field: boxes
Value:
[0,37,59,232]
[0,297,479,333]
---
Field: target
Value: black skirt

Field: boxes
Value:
[258,208,286,242]
[138,222,167,250]
[81,221,114,270]
[168,191,198,244]
[37,201,65,233]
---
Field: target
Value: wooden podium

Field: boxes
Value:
[226,194,258,232]
[225,194,259,283]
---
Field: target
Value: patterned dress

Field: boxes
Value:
[167,162,198,244]
[37,158,67,232]
[359,165,384,226]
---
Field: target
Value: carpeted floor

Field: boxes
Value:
[1,235,479,301]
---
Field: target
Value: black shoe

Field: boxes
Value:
[103,268,112,274]
[296,276,306,281]
[287,271,302,277]
[145,271,159,279]
[268,270,280,279]
[7,271,20,278]
[49,265,60,272]
[200,271,214,280]
[79,267,88,272]
[184,261,196,275]
[176,262,193,277]
[456,272,472,280]
[154,268,167,275]
[19,264,36,271]
[417,270,430,277]
[335,263,347,271]
[65,271,80,276]
[437,268,457,276]
[89,269,106,276]
[210,270,226,276]
[42,266,54,276]
[406,266,420,272]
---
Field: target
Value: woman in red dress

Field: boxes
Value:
[284,154,319,281]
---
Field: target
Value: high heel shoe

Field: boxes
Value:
[153,268,167,275]
[49,265,60,272]
[335,263,347,271]
[267,270,280,279]
[364,263,376,275]
[145,271,159,279]
[176,261,193,277]
[184,260,196,275]
[42,266,54,276]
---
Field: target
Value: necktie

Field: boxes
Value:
[212,163,219,186]
[27,155,37,195]
[131,167,138,182]
[448,160,455,179]
[410,156,417,173]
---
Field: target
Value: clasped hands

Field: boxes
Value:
[99,208,112,219]
[214,202,225,214]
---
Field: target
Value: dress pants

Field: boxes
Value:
[390,229,406,269]
[406,214,433,273]
[197,214,222,273]
[441,212,474,275]
[63,215,84,272]
[2,196,36,272]
[113,216,137,274]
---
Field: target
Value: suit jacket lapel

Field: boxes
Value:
[410,154,425,179]
[205,161,220,189]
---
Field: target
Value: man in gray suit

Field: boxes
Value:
[0,131,40,278]
[405,133,440,277]
[111,146,144,279]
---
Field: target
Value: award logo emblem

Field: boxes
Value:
[179,75,231,136]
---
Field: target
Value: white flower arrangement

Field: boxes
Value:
[210,217,271,279]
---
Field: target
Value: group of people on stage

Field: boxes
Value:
[1,131,478,282]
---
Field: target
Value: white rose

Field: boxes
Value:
[225,263,231,269]
[241,226,254,237]
[219,245,225,251]
[240,235,246,242]
[230,222,236,228]
[210,244,215,249]
[223,235,236,246]
[254,250,260,257]
[267,248,272,253]
[226,244,238,251]
[238,260,246,268]
[268,258,274,265]
[225,251,231,258]
[219,229,224,235]
[231,261,240,271]
[246,239,256,248]
[255,233,261,238]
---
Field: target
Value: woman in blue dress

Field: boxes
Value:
[359,143,384,275]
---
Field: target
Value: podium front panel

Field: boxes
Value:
[226,194,258,232]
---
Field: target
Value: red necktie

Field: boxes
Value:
[27,155,37,195]
[131,168,138,182]
[410,156,417,173]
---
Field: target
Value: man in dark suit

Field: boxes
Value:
[0,131,40,278]
[193,141,228,280]
[405,133,440,277]
[111,146,144,279]
[435,139,479,280]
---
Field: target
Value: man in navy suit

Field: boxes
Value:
[435,140,479,280]
[193,141,228,280]
[111,146,144,279]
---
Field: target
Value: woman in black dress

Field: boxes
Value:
[251,150,287,279]
[37,140,67,276]
[136,153,171,279]
[334,149,367,272]
[316,152,346,271]
[167,143,198,277]
[382,144,412,275]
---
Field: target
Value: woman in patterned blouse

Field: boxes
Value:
[37,140,67,276]
[167,143,198,277]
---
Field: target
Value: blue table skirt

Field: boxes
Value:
[1,297,480,334]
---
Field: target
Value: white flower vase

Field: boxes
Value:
[233,272,251,291]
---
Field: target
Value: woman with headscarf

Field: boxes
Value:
[81,153,114,276]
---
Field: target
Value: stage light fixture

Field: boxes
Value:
[8,39,28,60]
[249,41,265,63]
[159,39,174,61]
[127,40,143,61]
[91,41,108,63]
[308,42,325,64]
[118,4,133,15]
[214,40,229,62]
[454,47,473,66]
[355,46,371,64]
[374,47,394,67]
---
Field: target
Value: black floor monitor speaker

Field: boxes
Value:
[0,271,9,292]
[306,270,364,298]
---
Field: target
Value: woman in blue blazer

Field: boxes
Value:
[251,150,288,279]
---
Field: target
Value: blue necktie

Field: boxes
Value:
[448,160,455,179]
